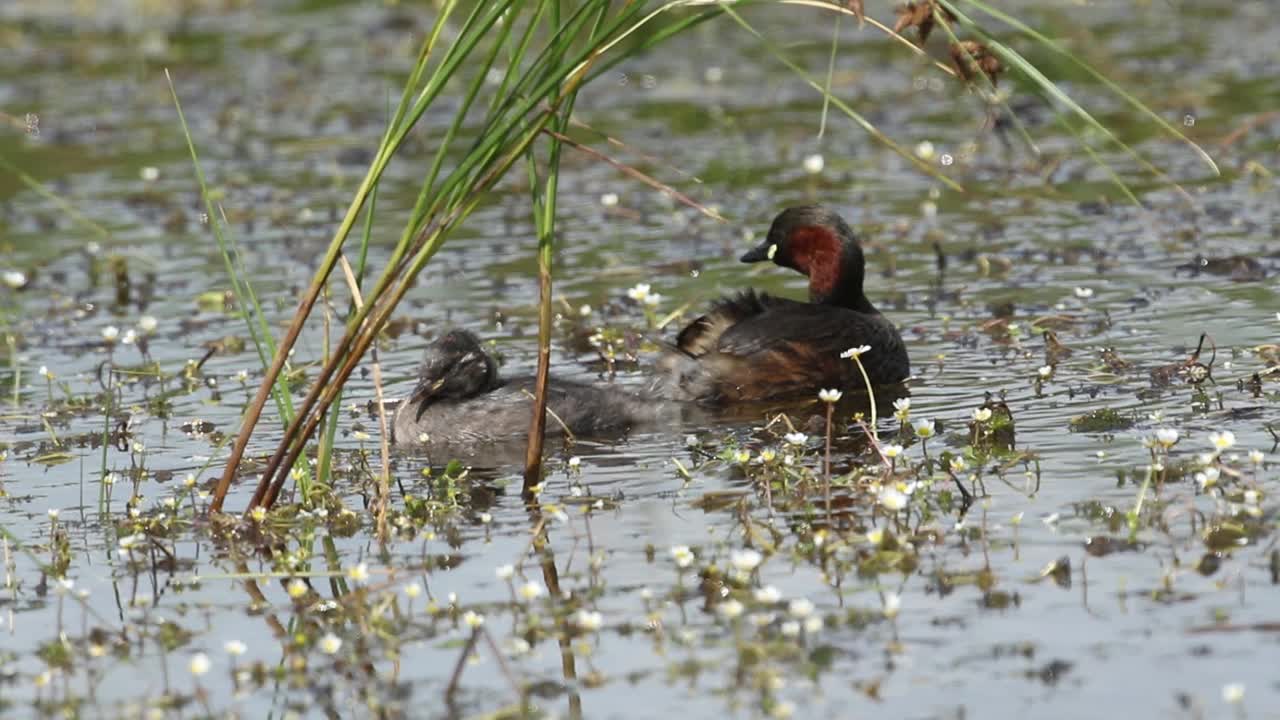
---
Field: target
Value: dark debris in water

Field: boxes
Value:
[1175,254,1268,282]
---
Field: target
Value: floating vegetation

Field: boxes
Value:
[1069,407,1136,433]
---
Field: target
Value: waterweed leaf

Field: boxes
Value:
[156,620,193,652]
[1042,329,1073,366]
[1083,536,1143,557]
[30,451,74,467]
[195,289,234,313]
[1197,552,1223,577]
[689,489,750,513]
[1038,555,1071,588]
[981,590,1020,609]
[1203,523,1249,552]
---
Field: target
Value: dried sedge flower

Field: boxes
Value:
[894,0,956,44]
[950,41,1004,86]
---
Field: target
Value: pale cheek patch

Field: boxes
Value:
[767,244,778,260]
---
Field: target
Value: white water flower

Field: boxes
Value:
[840,345,871,359]
[346,562,370,584]
[730,548,763,572]
[224,640,247,656]
[626,283,652,302]
[866,528,885,546]
[1222,683,1245,704]
[567,456,581,469]
[671,545,694,568]
[319,633,343,654]
[818,388,843,403]
[249,506,267,523]
[734,449,751,464]
[972,407,992,423]
[1074,287,1094,299]
[189,653,210,676]
[912,419,935,438]
[1208,430,1236,452]
[803,153,825,175]
[883,593,902,619]
[787,598,815,618]
[882,444,904,459]
[496,565,515,581]
[2,270,27,289]
[573,609,604,631]
[463,610,486,628]
[717,599,745,620]
[1195,467,1220,491]
[287,578,308,598]
[1038,365,1054,379]
[892,397,911,417]
[754,586,782,604]
[518,581,544,601]
[404,582,423,599]
[1154,428,1179,448]
[1249,449,1265,466]
[878,487,908,512]
[600,192,619,207]
[101,325,120,342]
[138,315,157,333]
[779,433,807,449]
[949,456,968,473]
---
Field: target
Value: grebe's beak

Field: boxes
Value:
[740,241,775,264]
[408,376,448,421]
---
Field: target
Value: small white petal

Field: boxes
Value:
[802,153,824,175]
[188,653,211,676]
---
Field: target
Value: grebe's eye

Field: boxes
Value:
[767,244,778,260]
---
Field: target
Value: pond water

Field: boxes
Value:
[2,1,1279,718]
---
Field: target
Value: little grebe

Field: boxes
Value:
[393,329,658,449]
[659,205,909,404]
